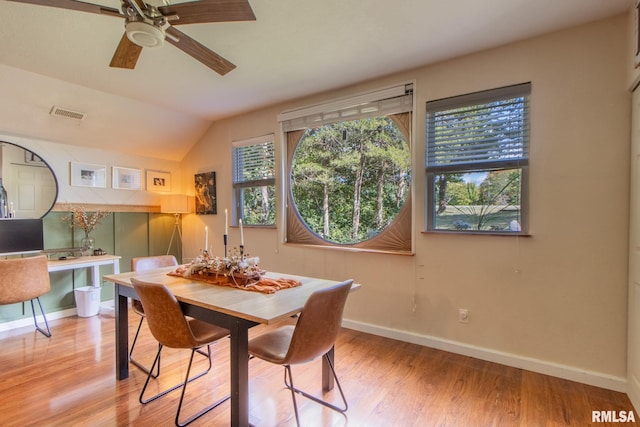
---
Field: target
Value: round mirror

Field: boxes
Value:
[0,141,58,219]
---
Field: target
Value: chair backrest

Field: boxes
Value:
[0,255,50,305]
[130,277,199,349]
[131,255,178,272]
[284,279,353,365]
[131,256,178,313]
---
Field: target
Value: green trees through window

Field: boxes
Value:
[434,169,522,231]
[233,137,275,226]
[290,116,411,244]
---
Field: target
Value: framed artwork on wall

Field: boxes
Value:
[112,166,142,190]
[146,170,171,192]
[70,162,107,188]
[195,171,216,215]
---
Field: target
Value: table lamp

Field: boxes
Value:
[160,195,193,256]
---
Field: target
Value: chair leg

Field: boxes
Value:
[284,365,301,427]
[130,316,208,379]
[30,297,51,338]
[139,344,214,405]
[129,316,160,378]
[175,348,230,427]
[283,354,348,423]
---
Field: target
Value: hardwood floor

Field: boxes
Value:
[0,311,634,426]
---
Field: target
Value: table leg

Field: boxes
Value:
[90,266,100,287]
[322,346,335,391]
[229,319,250,427]
[115,285,129,380]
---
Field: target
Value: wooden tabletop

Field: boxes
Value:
[47,254,121,269]
[103,267,359,325]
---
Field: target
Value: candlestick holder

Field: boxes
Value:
[239,244,244,260]
[223,234,228,258]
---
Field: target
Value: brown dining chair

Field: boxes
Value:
[131,277,230,426]
[0,255,51,337]
[248,279,353,426]
[130,255,179,377]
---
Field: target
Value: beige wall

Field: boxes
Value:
[179,15,630,388]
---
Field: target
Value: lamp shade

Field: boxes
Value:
[161,195,193,214]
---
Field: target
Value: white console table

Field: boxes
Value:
[47,255,121,286]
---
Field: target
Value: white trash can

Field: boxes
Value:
[74,286,101,317]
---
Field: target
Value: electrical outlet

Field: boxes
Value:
[458,308,469,323]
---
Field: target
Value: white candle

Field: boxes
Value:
[239,219,244,246]
[225,209,228,235]
[204,226,209,251]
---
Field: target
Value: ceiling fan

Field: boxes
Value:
[5,0,256,75]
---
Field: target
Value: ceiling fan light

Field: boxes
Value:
[125,22,165,48]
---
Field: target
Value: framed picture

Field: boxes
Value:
[146,170,171,192]
[70,162,107,188]
[195,171,216,215]
[112,166,142,190]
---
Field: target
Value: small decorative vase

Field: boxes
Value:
[80,234,95,257]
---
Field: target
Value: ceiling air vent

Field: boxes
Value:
[49,106,86,121]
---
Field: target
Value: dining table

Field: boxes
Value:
[103,266,359,427]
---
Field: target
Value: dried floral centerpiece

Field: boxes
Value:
[61,205,111,256]
[170,248,302,293]
[177,248,264,287]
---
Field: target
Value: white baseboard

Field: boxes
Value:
[0,300,116,332]
[342,318,627,393]
[0,307,78,332]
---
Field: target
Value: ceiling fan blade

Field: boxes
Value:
[159,0,255,26]
[109,33,143,69]
[165,26,236,76]
[3,0,122,17]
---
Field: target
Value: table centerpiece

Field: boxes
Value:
[170,248,301,294]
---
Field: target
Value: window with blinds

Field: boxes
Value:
[232,135,275,226]
[425,83,530,234]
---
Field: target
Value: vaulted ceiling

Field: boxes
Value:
[0,0,630,160]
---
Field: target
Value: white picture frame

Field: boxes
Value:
[146,170,171,192]
[70,162,107,188]
[112,166,142,190]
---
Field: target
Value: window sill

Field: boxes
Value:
[422,230,532,237]
[284,242,414,256]
[231,225,276,229]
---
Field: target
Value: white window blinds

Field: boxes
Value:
[232,135,275,186]
[426,83,530,173]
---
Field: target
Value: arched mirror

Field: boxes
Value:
[0,141,58,219]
